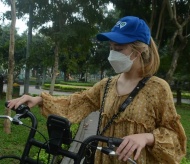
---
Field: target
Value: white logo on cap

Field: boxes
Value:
[120,22,127,28]
[115,21,127,29]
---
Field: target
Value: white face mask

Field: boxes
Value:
[108,50,135,73]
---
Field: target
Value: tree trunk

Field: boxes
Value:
[157,17,165,48]
[165,35,188,84]
[35,68,40,89]
[4,0,16,134]
[149,0,157,31]
[100,68,104,80]
[49,43,59,95]
[165,0,190,84]
[41,67,46,86]
[165,49,180,84]
[24,3,33,94]
[155,0,166,49]
[0,75,4,99]
[176,88,182,105]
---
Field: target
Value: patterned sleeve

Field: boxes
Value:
[148,80,187,163]
[39,78,108,123]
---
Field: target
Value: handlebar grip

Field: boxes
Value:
[5,101,10,108]
[5,101,16,111]
[111,138,123,147]
[5,102,30,114]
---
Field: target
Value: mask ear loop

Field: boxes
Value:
[128,52,137,61]
[130,51,142,62]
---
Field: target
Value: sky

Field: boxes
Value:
[0,2,28,34]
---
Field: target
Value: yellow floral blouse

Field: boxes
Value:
[40,75,186,164]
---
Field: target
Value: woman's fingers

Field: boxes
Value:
[7,98,20,109]
[123,144,138,161]
[116,137,129,155]
[134,147,142,160]
[118,140,133,160]
[116,134,149,162]
[7,95,29,109]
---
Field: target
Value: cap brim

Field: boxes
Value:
[96,32,136,44]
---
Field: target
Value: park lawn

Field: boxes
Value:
[177,104,190,160]
[0,104,49,163]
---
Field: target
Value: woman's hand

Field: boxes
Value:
[116,133,154,162]
[7,95,43,109]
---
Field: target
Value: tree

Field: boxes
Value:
[0,26,27,82]
[90,41,111,79]
[24,2,33,94]
[89,10,119,79]
[4,0,16,134]
[0,75,4,99]
[15,0,50,93]
[165,0,190,84]
[38,0,110,93]
[29,35,54,85]
[49,43,59,94]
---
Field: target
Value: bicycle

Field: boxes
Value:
[0,102,137,164]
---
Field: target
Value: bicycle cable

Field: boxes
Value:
[21,124,51,164]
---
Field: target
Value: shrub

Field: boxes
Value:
[43,84,87,92]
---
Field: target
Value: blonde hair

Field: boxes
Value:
[130,37,160,77]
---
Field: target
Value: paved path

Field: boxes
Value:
[3,84,72,96]
[174,98,190,104]
[61,111,99,164]
[3,84,190,103]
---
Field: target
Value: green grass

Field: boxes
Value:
[0,106,48,163]
[176,104,190,161]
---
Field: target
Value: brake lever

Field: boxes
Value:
[108,137,123,148]
[12,114,23,125]
[0,114,23,125]
[96,147,137,164]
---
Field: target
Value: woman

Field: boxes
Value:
[8,16,186,164]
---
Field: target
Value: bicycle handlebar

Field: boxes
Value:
[0,102,136,164]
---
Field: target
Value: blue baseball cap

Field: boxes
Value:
[96,16,151,45]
